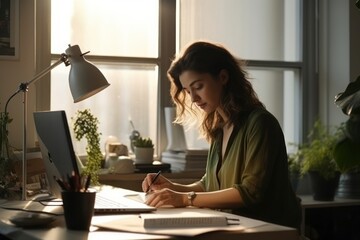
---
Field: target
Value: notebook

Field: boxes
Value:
[33,110,155,213]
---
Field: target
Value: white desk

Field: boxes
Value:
[299,195,360,237]
[0,200,299,240]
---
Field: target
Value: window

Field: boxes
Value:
[51,0,161,156]
[51,0,315,156]
[178,0,306,151]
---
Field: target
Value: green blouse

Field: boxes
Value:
[199,108,301,230]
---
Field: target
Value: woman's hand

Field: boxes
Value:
[145,188,187,208]
[142,173,173,193]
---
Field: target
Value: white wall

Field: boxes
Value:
[319,0,360,129]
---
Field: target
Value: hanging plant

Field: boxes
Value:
[72,109,103,185]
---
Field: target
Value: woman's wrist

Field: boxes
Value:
[187,191,197,206]
[182,193,188,207]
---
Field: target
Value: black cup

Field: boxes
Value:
[61,191,96,231]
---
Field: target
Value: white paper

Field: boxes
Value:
[92,208,266,237]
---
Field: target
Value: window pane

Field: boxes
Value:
[51,62,158,156]
[248,68,301,149]
[51,0,159,58]
[182,68,301,151]
[179,0,301,61]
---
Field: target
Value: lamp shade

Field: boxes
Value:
[66,45,110,103]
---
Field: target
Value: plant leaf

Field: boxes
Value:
[335,76,360,115]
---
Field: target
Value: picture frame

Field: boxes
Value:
[0,0,19,60]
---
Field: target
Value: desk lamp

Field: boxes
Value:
[5,44,110,200]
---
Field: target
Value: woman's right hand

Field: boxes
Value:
[142,173,172,193]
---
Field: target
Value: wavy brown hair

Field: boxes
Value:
[167,41,264,142]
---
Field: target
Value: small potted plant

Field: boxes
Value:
[300,120,342,201]
[133,137,154,164]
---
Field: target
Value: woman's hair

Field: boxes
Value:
[167,41,264,141]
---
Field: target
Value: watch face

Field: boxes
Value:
[188,191,196,199]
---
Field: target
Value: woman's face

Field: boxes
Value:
[179,70,227,114]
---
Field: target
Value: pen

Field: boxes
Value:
[146,170,161,194]
[54,176,68,191]
[84,175,91,192]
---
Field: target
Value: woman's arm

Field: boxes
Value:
[145,187,243,208]
[171,181,205,192]
[142,173,205,193]
[189,187,243,208]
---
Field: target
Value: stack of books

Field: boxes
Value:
[161,149,208,172]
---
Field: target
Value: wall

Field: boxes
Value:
[0,0,36,149]
[319,0,360,128]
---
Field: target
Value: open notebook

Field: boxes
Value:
[33,110,155,214]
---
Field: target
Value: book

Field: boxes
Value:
[140,210,229,228]
[162,149,208,159]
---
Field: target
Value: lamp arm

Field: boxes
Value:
[26,53,70,87]
[5,54,70,109]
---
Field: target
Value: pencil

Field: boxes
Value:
[146,170,161,194]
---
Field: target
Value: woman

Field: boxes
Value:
[142,41,301,231]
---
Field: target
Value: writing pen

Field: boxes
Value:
[84,175,91,192]
[146,170,161,194]
[54,176,68,191]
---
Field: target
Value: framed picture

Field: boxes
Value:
[0,0,19,60]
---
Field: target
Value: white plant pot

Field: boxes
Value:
[134,147,154,164]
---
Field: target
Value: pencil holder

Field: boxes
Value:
[61,191,96,231]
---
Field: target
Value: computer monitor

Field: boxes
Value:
[33,110,79,198]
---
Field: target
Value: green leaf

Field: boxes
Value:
[334,137,360,172]
[335,76,360,115]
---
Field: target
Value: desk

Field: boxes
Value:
[299,195,360,237]
[0,193,299,240]
[0,208,298,240]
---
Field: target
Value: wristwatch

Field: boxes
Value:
[187,191,196,206]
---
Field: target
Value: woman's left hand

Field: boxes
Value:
[145,188,187,208]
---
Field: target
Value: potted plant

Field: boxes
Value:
[72,109,103,185]
[133,137,154,164]
[333,76,360,198]
[300,120,342,201]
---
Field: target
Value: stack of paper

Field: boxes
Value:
[161,149,208,172]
